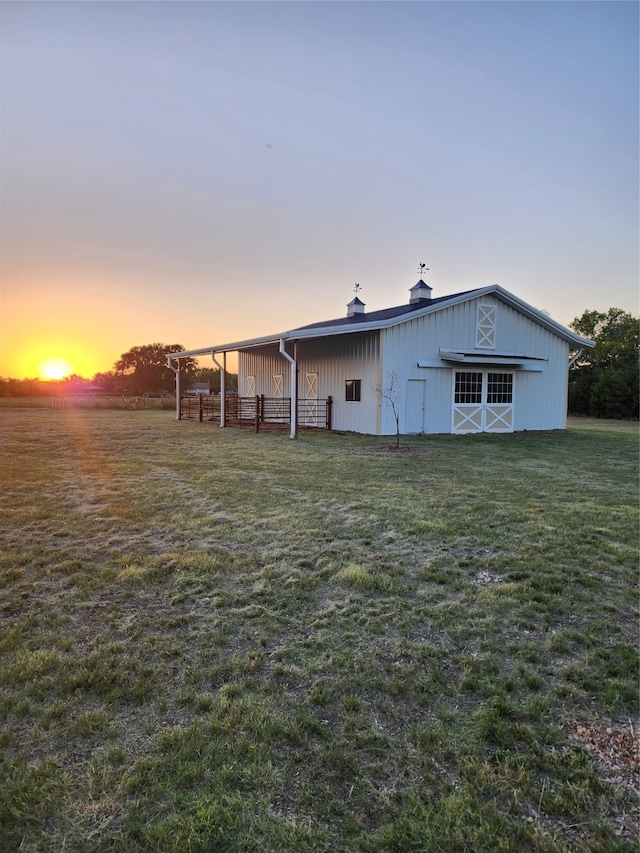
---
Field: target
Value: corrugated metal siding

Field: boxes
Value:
[496,301,570,430]
[298,332,380,433]
[239,333,380,433]
[380,306,462,434]
[239,346,287,396]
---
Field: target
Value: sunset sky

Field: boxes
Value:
[1,1,638,380]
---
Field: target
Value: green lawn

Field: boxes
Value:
[0,409,638,851]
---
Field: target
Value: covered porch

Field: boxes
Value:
[167,334,306,439]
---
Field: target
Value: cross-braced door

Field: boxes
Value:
[273,374,285,421]
[452,371,513,434]
[302,372,320,426]
[484,373,513,432]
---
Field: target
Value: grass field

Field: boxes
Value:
[0,408,638,851]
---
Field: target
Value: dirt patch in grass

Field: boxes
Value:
[564,716,639,841]
[567,716,639,794]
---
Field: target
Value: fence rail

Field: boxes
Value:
[0,395,176,410]
[180,395,332,431]
[181,395,220,420]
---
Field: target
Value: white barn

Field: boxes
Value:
[167,279,593,437]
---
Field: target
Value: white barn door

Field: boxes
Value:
[484,372,514,432]
[406,380,426,433]
[302,372,320,426]
[273,374,285,422]
[452,371,513,434]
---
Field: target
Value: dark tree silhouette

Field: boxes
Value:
[114,344,197,395]
[192,367,238,394]
[569,309,638,419]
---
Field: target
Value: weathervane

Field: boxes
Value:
[353,282,362,296]
[417,262,429,277]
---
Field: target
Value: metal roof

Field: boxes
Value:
[295,290,473,331]
[166,284,594,361]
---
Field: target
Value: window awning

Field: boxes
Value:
[416,349,548,371]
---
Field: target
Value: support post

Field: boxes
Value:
[294,340,299,436]
[279,338,297,439]
[326,395,333,430]
[167,358,181,419]
[211,351,226,427]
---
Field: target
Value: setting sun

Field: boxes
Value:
[11,334,106,381]
[38,358,75,381]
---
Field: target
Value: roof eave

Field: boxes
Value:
[166,332,287,360]
[486,285,595,348]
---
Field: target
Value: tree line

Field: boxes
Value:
[1,312,637,419]
[568,308,638,420]
[0,343,237,397]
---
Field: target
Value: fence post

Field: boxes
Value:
[199,394,203,422]
[326,396,333,430]
[255,395,260,433]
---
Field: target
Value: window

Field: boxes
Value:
[454,372,482,404]
[345,379,361,402]
[487,373,513,404]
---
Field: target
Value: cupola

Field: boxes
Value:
[347,296,365,318]
[409,279,433,304]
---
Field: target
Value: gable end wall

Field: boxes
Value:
[380,296,571,433]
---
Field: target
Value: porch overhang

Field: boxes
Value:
[166,333,285,362]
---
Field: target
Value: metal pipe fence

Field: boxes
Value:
[179,395,332,430]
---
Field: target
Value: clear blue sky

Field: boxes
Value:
[1,0,638,378]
